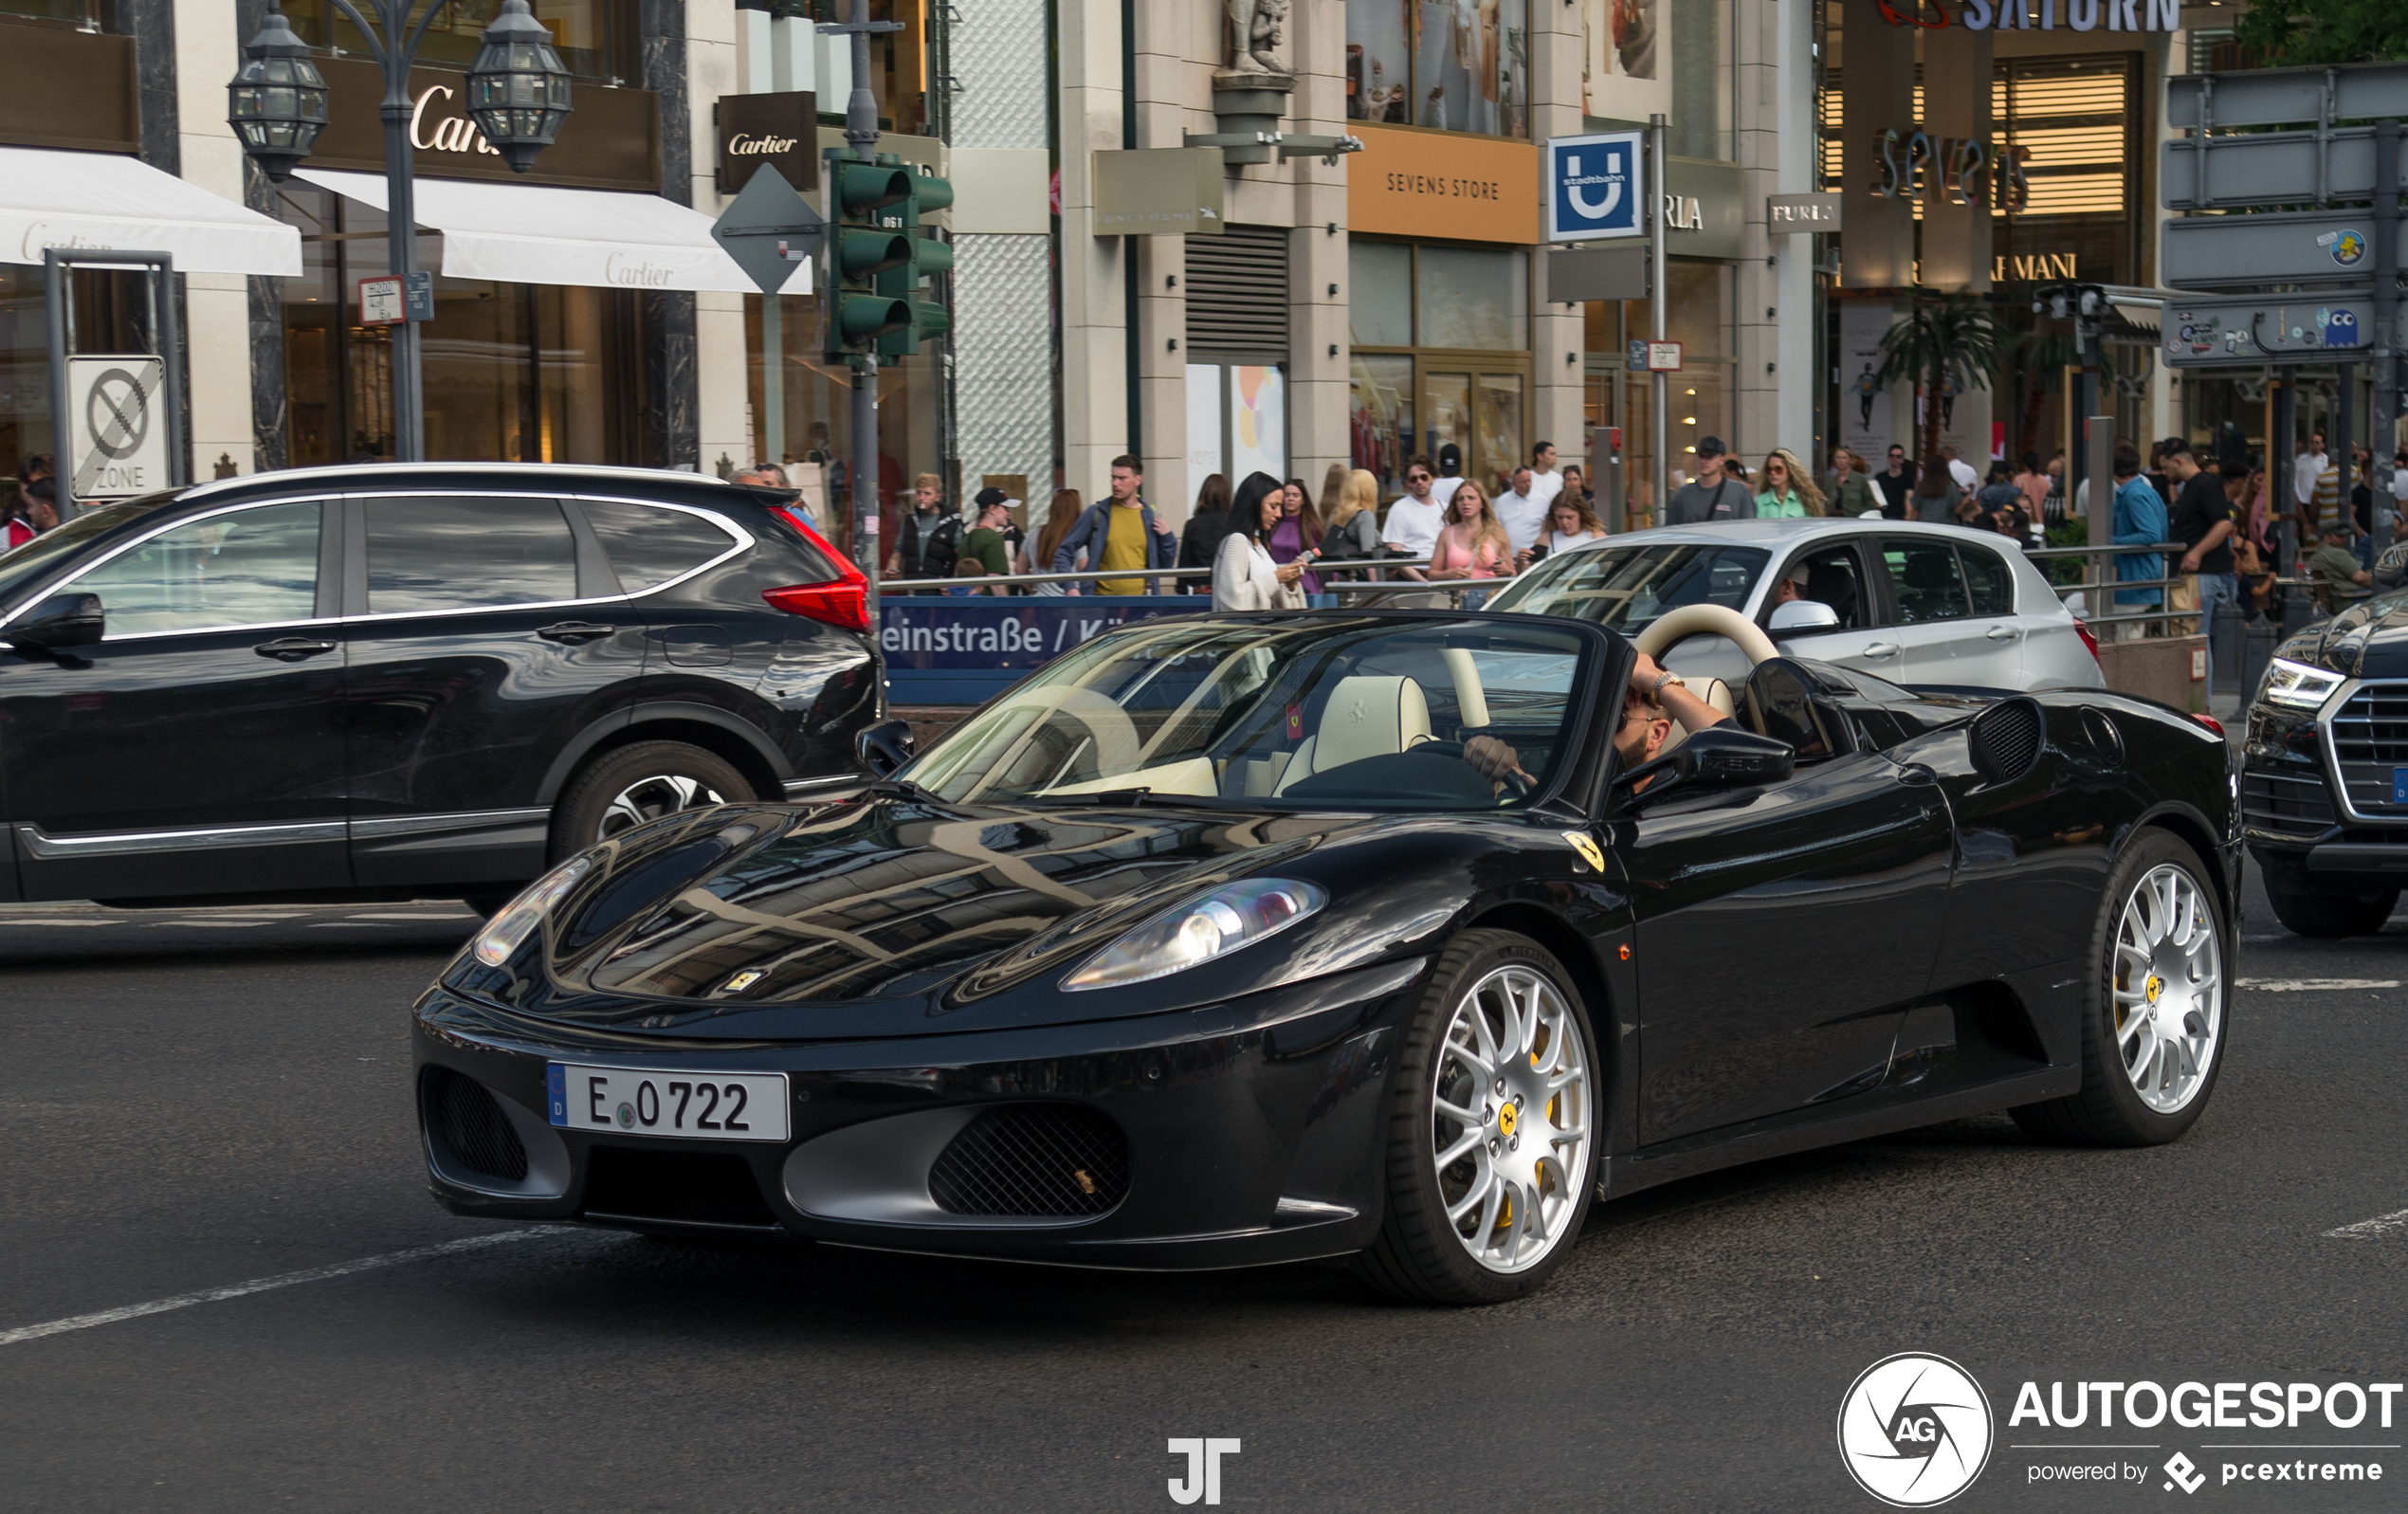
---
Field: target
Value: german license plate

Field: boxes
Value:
[2395,768,2408,806]
[547,1064,789,1142]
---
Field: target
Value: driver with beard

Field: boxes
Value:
[1462,652,1727,793]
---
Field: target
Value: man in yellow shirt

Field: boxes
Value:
[1049,454,1178,593]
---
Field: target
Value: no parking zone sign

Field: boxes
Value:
[66,355,168,501]
[1546,131,1645,244]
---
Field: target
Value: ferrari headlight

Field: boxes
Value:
[2258,657,2346,712]
[1063,878,1326,992]
[471,855,593,966]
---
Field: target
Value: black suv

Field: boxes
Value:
[0,463,880,911]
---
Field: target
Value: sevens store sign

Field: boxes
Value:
[66,356,169,502]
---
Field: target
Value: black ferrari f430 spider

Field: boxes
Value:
[414,608,2237,1304]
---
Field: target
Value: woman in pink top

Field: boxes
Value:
[1428,480,1513,581]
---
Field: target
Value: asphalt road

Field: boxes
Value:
[3,866,2405,1514]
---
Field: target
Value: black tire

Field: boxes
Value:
[2012,830,2229,1147]
[1355,929,1601,1305]
[549,739,755,864]
[2263,875,2398,939]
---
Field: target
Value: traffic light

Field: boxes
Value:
[875,161,954,358]
[824,155,914,360]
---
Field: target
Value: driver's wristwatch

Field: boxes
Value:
[1650,671,1687,705]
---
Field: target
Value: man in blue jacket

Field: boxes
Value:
[2109,440,2168,635]
[1051,454,1177,593]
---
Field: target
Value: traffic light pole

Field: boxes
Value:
[823,0,900,622]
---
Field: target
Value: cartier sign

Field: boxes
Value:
[716,92,818,195]
[302,59,660,192]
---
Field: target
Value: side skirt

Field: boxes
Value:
[1600,1065,2080,1200]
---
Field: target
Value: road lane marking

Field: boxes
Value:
[2326,1208,2408,1238]
[2237,977,2403,993]
[0,1230,545,1347]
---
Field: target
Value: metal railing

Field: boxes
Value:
[879,562,1485,605]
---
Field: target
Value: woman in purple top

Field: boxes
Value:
[1271,478,1325,594]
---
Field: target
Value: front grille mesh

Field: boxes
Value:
[424,1067,529,1183]
[2330,685,2408,815]
[928,1104,1129,1218]
[2242,771,2336,836]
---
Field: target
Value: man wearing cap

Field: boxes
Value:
[1430,443,1467,511]
[1663,437,1754,525]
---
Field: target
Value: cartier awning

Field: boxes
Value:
[0,146,301,276]
[293,168,809,295]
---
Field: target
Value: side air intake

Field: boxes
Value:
[1968,698,2045,787]
[422,1066,529,1183]
[928,1104,1129,1218]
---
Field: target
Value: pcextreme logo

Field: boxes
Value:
[1838,1354,1996,1506]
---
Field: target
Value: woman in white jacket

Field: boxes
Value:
[1213,471,1307,611]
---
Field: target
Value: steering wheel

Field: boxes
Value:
[1631,603,1780,666]
[1414,739,1533,799]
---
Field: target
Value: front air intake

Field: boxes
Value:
[1968,698,2045,786]
[422,1067,529,1183]
[928,1104,1129,1218]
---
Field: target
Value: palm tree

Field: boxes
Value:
[1875,293,2013,499]
[2011,325,2116,467]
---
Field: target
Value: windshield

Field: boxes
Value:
[1487,541,1769,632]
[903,616,1594,811]
[0,495,182,610]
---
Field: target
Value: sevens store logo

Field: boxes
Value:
[1838,1354,1995,1506]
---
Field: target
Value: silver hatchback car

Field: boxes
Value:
[1485,519,2106,692]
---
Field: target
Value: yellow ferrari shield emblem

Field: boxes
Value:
[1497,1102,1519,1137]
[1562,830,1605,873]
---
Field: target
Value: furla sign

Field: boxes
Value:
[717,92,818,195]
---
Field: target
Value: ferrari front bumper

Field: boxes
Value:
[410,957,1431,1270]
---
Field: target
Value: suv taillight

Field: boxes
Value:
[762,506,871,633]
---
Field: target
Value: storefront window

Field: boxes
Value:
[283,1,635,81]
[744,293,941,560]
[275,185,645,466]
[1348,239,1530,498]
[0,261,146,505]
[1345,0,1530,138]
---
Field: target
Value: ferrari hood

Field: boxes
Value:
[536,796,1347,1017]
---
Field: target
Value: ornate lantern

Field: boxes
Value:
[465,0,575,174]
[226,5,328,183]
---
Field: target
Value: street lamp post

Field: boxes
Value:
[232,1,570,463]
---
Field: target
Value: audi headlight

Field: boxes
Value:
[1063,878,1326,991]
[471,855,593,966]
[2258,657,2347,712]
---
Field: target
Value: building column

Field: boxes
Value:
[1836,0,1918,458]
[174,0,259,480]
[1529,0,1584,478]
[690,0,747,478]
[641,0,701,470]
[950,0,1057,516]
[1057,0,1130,504]
[1735,0,1780,462]
[1278,0,1348,502]
[1923,20,1993,466]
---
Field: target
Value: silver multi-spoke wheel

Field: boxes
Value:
[2112,862,2222,1114]
[596,774,725,842]
[1430,964,1593,1274]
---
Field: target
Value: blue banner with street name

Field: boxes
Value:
[879,594,1205,704]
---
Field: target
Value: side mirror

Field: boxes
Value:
[1767,599,1840,635]
[855,718,915,778]
[1616,725,1794,806]
[4,593,102,652]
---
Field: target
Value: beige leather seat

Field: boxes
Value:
[1273,675,1432,794]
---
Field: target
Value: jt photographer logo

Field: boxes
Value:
[1838,1354,1996,1506]
[1167,1438,1239,1505]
